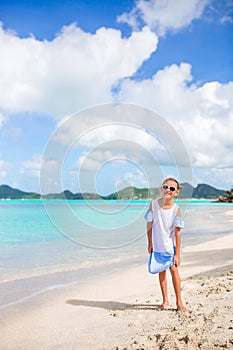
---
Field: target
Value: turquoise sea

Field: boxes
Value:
[0,199,232,309]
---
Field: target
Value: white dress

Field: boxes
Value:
[144,198,184,274]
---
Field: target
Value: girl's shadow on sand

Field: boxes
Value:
[66,299,173,311]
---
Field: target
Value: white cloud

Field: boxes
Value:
[55,120,162,150]
[193,167,233,190]
[50,108,179,176]
[118,0,211,36]
[122,169,149,188]
[20,154,42,178]
[0,167,7,179]
[116,63,197,120]
[220,15,233,24]
[76,149,153,194]
[0,23,158,118]
[77,150,127,171]
[0,153,10,179]
[40,155,62,194]
[115,63,233,171]
[0,9,232,192]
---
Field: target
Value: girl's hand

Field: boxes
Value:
[148,244,153,254]
[174,254,180,267]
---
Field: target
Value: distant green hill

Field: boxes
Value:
[0,184,40,199]
[0,183,227,200]
[41,183,225,200]
[42,190,101,200]
[192,183,226,199]
[103,186,160,200]
[179,182,194,198]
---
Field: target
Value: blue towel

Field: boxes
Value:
[148,251,174,274]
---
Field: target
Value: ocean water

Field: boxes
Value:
[0,199,232,309]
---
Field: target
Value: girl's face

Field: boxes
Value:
[161,180,179,199]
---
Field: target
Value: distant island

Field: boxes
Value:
[0,183,229,201]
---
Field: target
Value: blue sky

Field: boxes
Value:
[0,0,232,194]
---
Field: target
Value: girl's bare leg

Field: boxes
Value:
[169,265,187,312]
[158,270,169,310]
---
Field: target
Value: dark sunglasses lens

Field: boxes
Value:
[162,185,176,191]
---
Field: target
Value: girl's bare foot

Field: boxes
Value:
[177,303,187,312]
[158,302,169,310]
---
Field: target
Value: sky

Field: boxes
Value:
[0,0,232,195]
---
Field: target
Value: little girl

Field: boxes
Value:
[145,177,187,312]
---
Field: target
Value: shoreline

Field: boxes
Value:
[1,231,232,311]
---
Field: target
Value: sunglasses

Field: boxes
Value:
[162,185,177,192]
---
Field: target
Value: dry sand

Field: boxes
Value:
[1,235,233,349]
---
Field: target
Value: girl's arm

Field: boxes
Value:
[174,227,181,266]
[174,207,182,266]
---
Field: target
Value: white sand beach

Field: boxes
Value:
[1,210,233,350]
